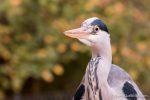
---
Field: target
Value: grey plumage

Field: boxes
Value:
[75,64,145,100]
[64,17,145,100]
[108,64,144,99]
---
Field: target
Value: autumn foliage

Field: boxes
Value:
[0,0,149,98]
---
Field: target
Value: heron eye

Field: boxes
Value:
[93,25,100,33]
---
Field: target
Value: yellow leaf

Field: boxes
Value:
[52,64,64,76]
[121,47,141,60]
[37,49,47,58]
[57,43,67,53]
[10,0,22,8]
[70,42,80,52]
[41,69,54,83]
[137,42,147,52]
[1,49,11,61]
[85,0,99,11]
[43,35,54,44]
[132,9,145,22]
[113,2,124,15]
[52,19,70,32]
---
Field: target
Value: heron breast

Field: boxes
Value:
[87,57,101,100]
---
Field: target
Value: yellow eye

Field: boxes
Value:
[93,25,100,33]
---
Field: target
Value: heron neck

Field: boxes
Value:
[91,42,112,82]
[91,42,112,61]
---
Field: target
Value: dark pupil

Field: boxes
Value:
[95,27,99,31]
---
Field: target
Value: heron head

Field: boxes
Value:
[64,17,110,48]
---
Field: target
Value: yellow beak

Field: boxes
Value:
[64,28,91,38]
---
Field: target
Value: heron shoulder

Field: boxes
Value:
[108,64,133,87]
[108,64,145,100]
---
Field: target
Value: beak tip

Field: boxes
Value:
[63,31,69,35]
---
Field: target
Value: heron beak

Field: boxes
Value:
[64,28,91,38]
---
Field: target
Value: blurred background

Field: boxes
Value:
[0,0,150,100]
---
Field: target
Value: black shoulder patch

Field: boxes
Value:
[90,19,109,33]
[74,84,85,100]
[122,81,137,100]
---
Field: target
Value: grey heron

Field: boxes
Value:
[64,17,145,100]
